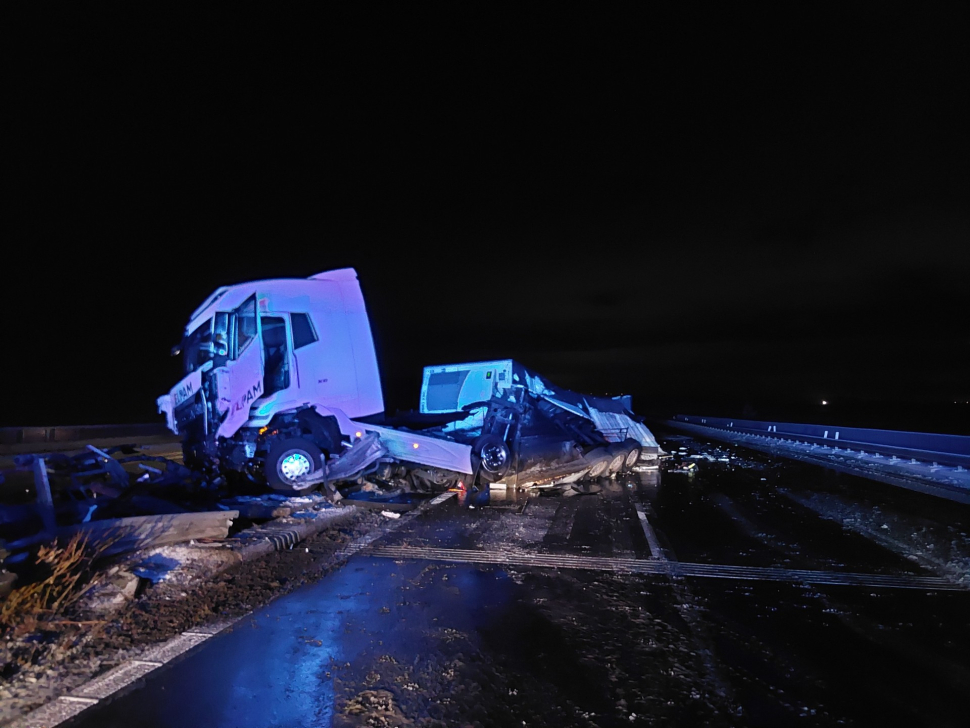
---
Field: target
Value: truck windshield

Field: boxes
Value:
[182,319,213,374]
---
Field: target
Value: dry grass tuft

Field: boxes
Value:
[0,533,112,638]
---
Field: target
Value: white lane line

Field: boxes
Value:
[368,545,962,590]
[635,504,666,562]
[429,491,458,506]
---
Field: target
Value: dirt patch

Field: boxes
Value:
[335,689,414,728]
[0,509,385,726]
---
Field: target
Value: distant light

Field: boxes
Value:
[821,400,828,405]
[413,442,420,449]
[355,431,362,438]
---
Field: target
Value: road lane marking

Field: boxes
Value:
[635,504,666,561]
[430,491,457,506]
[367,545,964,591]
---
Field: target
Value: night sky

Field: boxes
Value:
[7,6,969,433]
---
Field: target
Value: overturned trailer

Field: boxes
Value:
[419,359,660,485]
[157,269,655,497]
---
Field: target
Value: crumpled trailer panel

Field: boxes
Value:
[419,359,659,449]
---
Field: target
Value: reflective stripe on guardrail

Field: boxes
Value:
[673,415,970,469]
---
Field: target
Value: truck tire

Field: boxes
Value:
[622,439,642,469]
[607,442,639,474]
[582,448,612,479]
[605,446,627,476]
[623,437,643,470]
[265,438,324,495]
[473,434,511,483]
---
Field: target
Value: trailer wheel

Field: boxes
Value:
[582,448,612,479]
[622,439,642,469]
[607,442,636,474]
[605,448,627,476]
[473,434,511,482]
[265,438,324,495]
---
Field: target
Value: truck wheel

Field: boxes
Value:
[582,448,612,479]
[605,447,627,476]
[474,434,511,482]
[622,439,642,469]
[265,438,324,495]
[607,442,637,473]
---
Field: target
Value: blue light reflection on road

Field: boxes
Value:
[73,559,381,728]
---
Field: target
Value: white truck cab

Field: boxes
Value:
[158,269,472,494]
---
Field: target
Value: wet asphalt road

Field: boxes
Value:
[67,435,970,727]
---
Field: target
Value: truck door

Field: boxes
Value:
[216,293,264,438]
[260,315,290,396]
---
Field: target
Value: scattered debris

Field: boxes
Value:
[220,492,331,520]
[336,689,413,728]
[131,553,181,584]
[83,568,140,613]
[659,437,766,477]
[56,510,239,558]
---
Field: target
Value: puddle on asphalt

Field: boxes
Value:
[67,555,523,728]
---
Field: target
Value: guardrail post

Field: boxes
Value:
[33,457,57,534]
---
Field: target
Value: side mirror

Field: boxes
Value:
[212,334,228,357]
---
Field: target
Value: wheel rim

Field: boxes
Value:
[481,443,508,472]
[279,450,313,484]
[609,454,624,472]
[588,460,607,478]
[626,449,640,467]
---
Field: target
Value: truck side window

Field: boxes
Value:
[182,319,213,374]
[291,313,317,349]
[234,294,258,356]
[261,316,290,396]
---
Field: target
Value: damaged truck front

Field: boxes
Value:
[158,268,473,497]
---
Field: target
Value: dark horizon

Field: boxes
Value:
[6,6,969,434]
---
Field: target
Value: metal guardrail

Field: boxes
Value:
[673,415,970,469]
[0,423,170,447]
